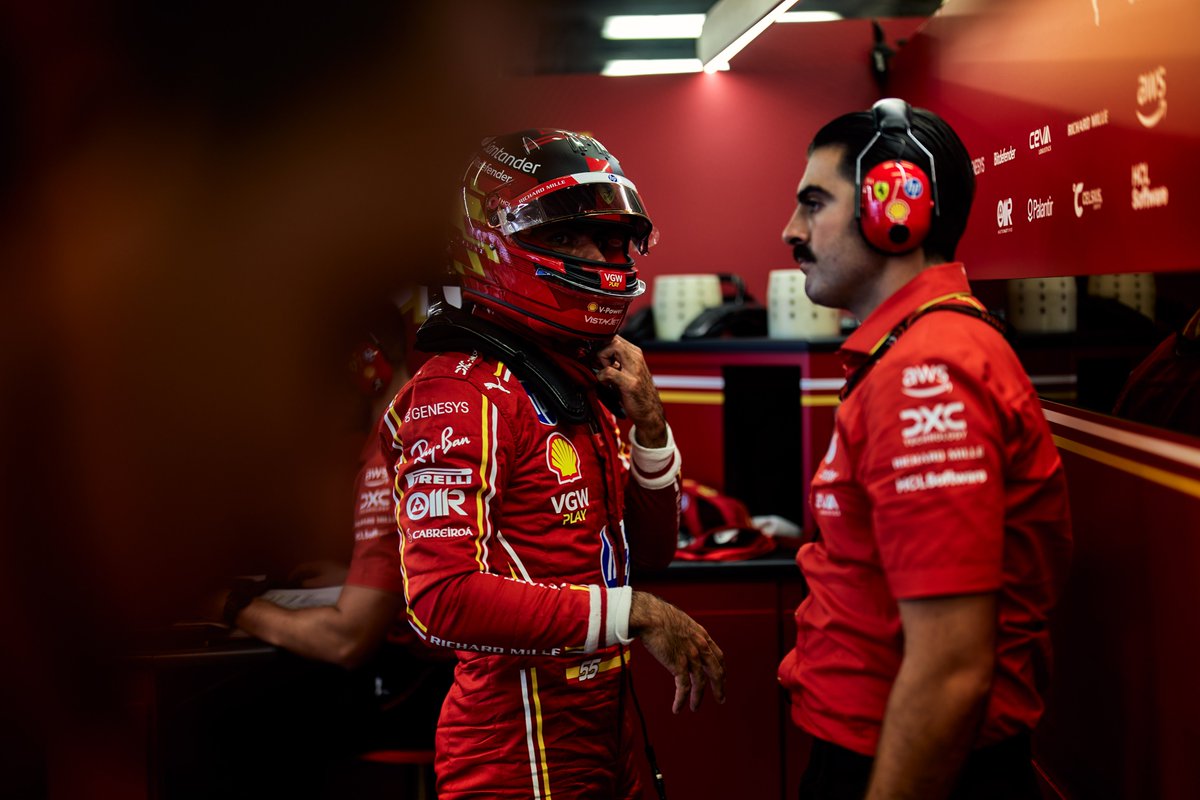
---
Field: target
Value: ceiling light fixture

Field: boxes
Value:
[777,11,844,23]
[700,0,796,74]
[601,14,707,40]
[601,58,727,77]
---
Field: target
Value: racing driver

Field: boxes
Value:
[380,129,726,798]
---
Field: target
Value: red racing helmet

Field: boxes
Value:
[449,129,657,343]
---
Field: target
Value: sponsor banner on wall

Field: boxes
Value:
[890,0,1198,278]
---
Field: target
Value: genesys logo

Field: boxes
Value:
[901,363,953,398]
[1072,182,1103,217]
[1136,66,1167,128]
[996,198,1014,234]
[405,400,471,423]
[1028,125,1052,155]
[971,156,986,176]
[1027,196,1054,222]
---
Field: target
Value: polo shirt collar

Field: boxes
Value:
[840,262,971,358]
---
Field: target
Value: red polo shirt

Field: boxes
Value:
[778,263,1072,755]
[346,430,404,594]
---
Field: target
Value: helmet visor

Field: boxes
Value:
[499,173,658,254]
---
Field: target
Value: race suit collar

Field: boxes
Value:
[415,303,606,425]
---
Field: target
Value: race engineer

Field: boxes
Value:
[381,129,726,798]
[777,100,1072,800]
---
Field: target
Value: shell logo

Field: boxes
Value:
[546,433,582,484]
[886,200,910,223]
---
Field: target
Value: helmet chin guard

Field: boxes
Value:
[449,129,656,343]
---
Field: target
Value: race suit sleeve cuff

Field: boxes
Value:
[609,585,634,646]
[585,585,634,652]
[629,423,680,490]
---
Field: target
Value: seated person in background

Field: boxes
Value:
[221,316,452,750]
[1112,306,1200,437]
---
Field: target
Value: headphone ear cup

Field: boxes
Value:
[859,159,933,254]
[349,341,395,397]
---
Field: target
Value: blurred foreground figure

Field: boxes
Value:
[0,1,510,795]
[383,129,725,798]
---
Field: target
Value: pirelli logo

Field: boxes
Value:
[405,468,472,489]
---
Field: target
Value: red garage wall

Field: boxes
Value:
[479,18,925,307]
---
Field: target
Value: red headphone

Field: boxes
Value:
[349,338,395,397]
[856,99,938,254]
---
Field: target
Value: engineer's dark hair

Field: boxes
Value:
[809,103,974,263]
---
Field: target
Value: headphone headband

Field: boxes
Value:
[872,97,912,133]
[855,98,940,219]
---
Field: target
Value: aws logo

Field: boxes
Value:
[546,433,583,485]
[363,465,389,487]
[901,364,953,398]
[1136,66,1167,128]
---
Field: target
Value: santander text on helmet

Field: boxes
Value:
[484,143,541,174]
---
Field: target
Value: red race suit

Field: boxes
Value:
[381,346,680,798]
[779,263,1073,756]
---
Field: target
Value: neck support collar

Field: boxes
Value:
[416,303,616,425]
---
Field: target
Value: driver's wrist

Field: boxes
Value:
[628,590,660,635]
[630,421,669,451]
